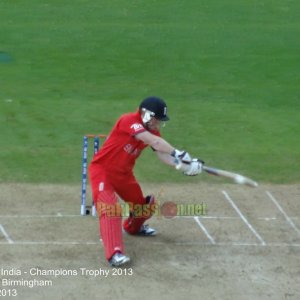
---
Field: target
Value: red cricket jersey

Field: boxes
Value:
[90,110,160,174]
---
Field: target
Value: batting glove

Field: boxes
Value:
[176,158,204,176]
[184,159,204,176]
[171,149,192,164]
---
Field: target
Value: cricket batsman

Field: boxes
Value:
[89,96,204,267]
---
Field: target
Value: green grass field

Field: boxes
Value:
[0,0,299,184]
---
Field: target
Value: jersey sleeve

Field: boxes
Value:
[118,114,146,136]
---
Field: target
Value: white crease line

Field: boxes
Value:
[0,241,101,245]
[222,191,266,246]
[1,240,300,247]
[154,241,300,247]
[0,214,238,219]
[257,217,277,221]
[0,214,281,220]
[0,214,82,219]
[0,242,99,245]
[0,224,14,244]
[193,216,216,244]
[225,242,300,247]
[173,216,241,220]
[266,191,300,236]
[200,216,239,219]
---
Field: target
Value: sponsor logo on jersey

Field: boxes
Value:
[124,144,141,157]
[130,123,144,132]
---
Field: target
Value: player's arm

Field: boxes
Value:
[135,131,204,176]
[155,151,177,167]
[135,131,174,155]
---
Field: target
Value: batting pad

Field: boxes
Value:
[96,191,124,260]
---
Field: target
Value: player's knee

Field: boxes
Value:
[126,194,157,218]
[143,194,157,218]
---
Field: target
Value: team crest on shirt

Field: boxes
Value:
[130,123,143,132]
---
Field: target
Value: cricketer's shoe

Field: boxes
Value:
[109,252,130,267]
[137,224,156,236]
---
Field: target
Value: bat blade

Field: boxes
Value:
[203,166,258,187]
